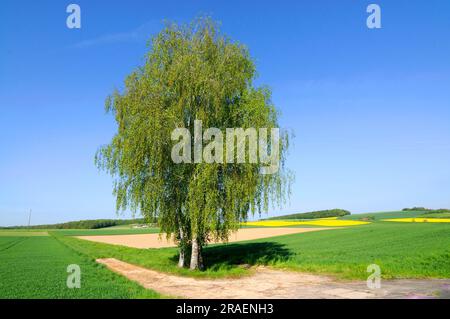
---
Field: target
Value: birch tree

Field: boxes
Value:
[96,17,292,270]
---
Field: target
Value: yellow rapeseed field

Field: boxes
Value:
[243,219,369,227]
[382,218,450,223]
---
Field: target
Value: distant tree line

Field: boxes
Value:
[402,207,450,214]
[2,217,157,230]
[266,209,351,220]
[402,207,430,212]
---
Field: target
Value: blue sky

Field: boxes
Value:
[1,0,450,226]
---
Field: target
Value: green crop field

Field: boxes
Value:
[419,212,450,219]
[340,210,425,221]
[52,227,161,236]
[53,215,450,280]
[0,234,163,298]
[0,227,160,237]
[1,211,450,298]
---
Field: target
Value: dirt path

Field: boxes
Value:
[77,227,332,249]
[97,258,450,299]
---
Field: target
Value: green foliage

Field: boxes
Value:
[95,17,292,267]
[267,209,350,220]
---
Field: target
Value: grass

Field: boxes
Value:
[0,228,48,233]
[341,210,425,221]
[243,219,370,227]
[0,227,160,237]
[0,234,163,298]
[382,218,450,223]
[53,232,249,278]
[2,210,450,298]
[0,231,49,236]
[266,222,450,279]
[52,227,160,236]
[419,212,450,219]
[53,220,450,280]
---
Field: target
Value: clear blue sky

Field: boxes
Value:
[1,0,450,226]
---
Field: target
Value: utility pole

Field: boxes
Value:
[28,209,32,227]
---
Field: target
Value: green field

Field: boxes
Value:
[53,217,450,280]
[53,227,161,236]
[1,210,450,298]
[341,210,425,221]
[0,231,49,236]
[0,227,160,237]
[0,235,163,298]
[419,212,450,219]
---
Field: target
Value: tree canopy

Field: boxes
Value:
[96,17,292,269]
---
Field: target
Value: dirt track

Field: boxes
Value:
[77,227,331,249]
[97,258,450,299]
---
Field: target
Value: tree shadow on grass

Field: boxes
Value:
[202,242,293,271]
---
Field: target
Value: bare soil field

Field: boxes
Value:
[97,258,450,299]
[76,227,332,249]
